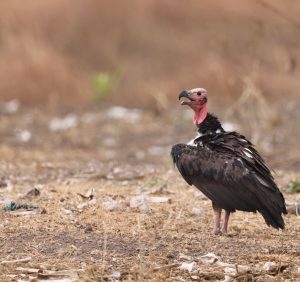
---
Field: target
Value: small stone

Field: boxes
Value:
[60,208,72,215]
[263,261,277,273]
[84,224,93,233]
[40,208,47,214]
[0,99,20,114]
[221,275,233,282]
[16,130,32,142]
[49,114,78,132]
[77,198,97,210]
[106,106,142,123]
[237,265,251,274]
[198,253,219,265]
[24,188,40,198]
[102,198,124,211]
[191,207,203,215]
[224,267,237,276]
[129,195,150,211]
[112,271,121,279]
[178,261,198,272]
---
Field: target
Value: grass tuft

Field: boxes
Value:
[286,179,300,194]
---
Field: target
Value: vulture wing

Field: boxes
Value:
[171,133,287,229]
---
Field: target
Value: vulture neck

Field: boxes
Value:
[197,113,225,135]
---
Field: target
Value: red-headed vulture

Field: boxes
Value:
[171,88,287,234]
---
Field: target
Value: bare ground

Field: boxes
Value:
[0,105,299,281]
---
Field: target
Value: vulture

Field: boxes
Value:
[171,88,287,234]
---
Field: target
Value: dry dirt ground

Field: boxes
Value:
[0,105,299,281]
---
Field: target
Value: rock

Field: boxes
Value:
[24,188,40,199]
[130,196,145,208]
[224,266,237,276]
[263,261,277,273]
[112,271,121,279]
[16,130,32,142]
[237,265,251,274]
[49,114,78,132]
[60,208,73,215]
[77,188,94,200]
[40,208,47,214]
[77,198,97,210]
[106,106,143,123]
[221,275,233,282]
[178,262,198,272]
[129,195,150,211]
[0,99,20,114]
[198,253,219,265]
[191,207,203,215]
[84,224,93,233]
[102,198,124,211]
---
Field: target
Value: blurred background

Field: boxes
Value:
[1,2,300,278]
[0,0,299,171]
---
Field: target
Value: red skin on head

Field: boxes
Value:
[193,104,207,125]
[179,88,208,125]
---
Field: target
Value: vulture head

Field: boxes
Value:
[179,88,208,125]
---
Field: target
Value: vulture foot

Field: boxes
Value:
[213,207,231,235]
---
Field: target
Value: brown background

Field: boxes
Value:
[0,0,299,107]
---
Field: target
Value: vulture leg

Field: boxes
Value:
[221,210,231,234]
[212,203,222,235]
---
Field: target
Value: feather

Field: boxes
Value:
[171,120,287,229]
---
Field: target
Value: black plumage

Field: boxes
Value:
[171,112,287,231]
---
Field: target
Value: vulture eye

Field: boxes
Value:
[197,91,202,96]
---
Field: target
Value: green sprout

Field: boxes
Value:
[286,180,300,194]
[91,69,122,101]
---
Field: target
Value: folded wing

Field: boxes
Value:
[171,134,287,229]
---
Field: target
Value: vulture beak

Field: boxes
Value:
[178,90,190,100]
[179,90,193,105]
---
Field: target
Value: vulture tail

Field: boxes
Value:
[259,209,285,229]
[253,176,287,229]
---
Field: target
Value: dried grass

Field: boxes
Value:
[0,0,300,107]
[0,173,299,281]
[0,105,298,281]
